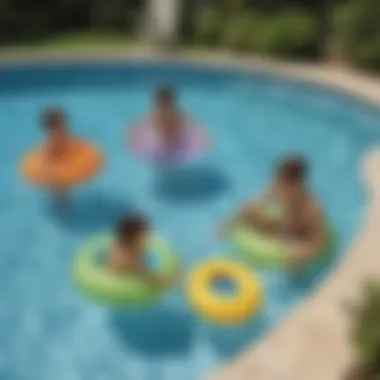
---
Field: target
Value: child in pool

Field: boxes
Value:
[130,85,208,152]
[41,107,78,209]
[152,85,186,149]
[107,215,167,284]
[222,156,325,269]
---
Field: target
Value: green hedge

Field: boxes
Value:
[256,11,318,57]
[0,0,141,45]
[334,0,380,70]
[0,7,51,44]
[222,13,261,51]
[194,7,223,46]
[348,282,380,379]
[217,10,318,57]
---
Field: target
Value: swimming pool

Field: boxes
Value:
[0,62,378,380]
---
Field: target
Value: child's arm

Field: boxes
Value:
[219,189,275,234]
[41,140,55,160]
[127,119,148,146]
[106,244,124,274]
[39,142,60,187]
[182,114,210,148]
[289,201,325,259]
[134,266,170,285]
[185,114,205,131]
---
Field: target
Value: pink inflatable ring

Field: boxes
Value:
[129,124,207,163]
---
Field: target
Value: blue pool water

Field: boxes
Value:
[0,62,378,380]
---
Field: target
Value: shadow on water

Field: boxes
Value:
[154,164,229,203]
[289,245,338,292]
[0,369,19,380]
[206,314,268,359]
[51,190,136,233]
[109,304,195,358]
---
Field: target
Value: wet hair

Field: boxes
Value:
[41,107,66,130]
[277,156,308,182]
[155,85,175,105]
[115,215,148,245]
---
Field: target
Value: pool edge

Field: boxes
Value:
[0,47,379,108]
[210,150,380,380]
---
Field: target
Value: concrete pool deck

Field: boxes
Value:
[1,46,380,380]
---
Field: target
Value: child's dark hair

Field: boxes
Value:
[155,85,175,104]
[115,215,148,244]
[277,156,308,182]
[41,107,66,130]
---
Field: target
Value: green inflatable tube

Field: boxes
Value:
[74,234,177,306]
[231,226,334,270]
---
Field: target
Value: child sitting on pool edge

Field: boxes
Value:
[107,215,168,285]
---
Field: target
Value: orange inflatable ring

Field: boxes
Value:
[20,141,103,188]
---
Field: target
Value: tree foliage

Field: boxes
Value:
[333,0,380,70]
[0,0,141,44]
[348,281,380,379]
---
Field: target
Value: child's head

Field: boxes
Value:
[115,215,148,252]
[155,85,176,109]
[276,156,308,191]
[41,107,67,139]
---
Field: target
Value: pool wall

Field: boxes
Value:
[1,47,380,380]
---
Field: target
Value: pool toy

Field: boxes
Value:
[21,141,102,188]
[74,234,177,306]
[130,124,206,162]
[231,225,334,270]
[187,259,263,325]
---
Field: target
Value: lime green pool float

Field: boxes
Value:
[74,234,177,306]
[231,225,334,270]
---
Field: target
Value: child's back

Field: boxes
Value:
[108,215,148,275]
[41,107,74,160]
[152,85,185,148]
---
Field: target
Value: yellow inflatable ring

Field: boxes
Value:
[187,259,263,325]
